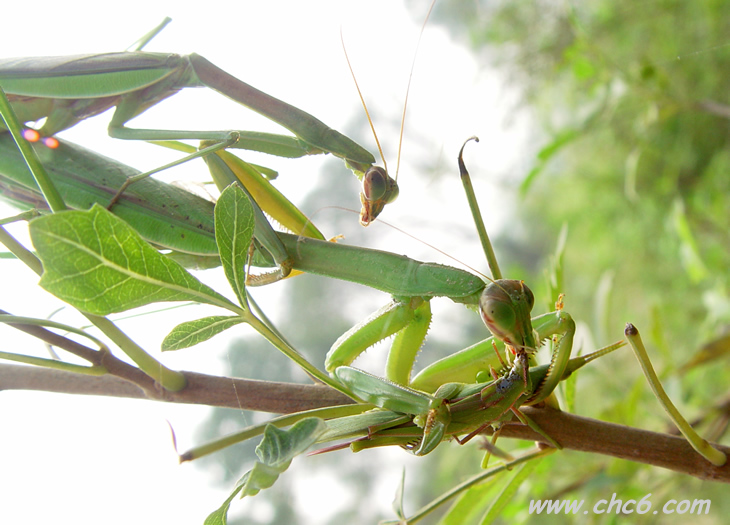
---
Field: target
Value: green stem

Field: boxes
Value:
[0,225,187,391]
[180,403,369,461]
[0,88,67,212]
[382,447,555,524]
[0,314,109,352]
[624,323,727,466]
[0,350,106,375]
[87,314,187,392]
[0,225,43,274]
[458,137,502,280]
[246,312,351,396]
[0,210,41,226]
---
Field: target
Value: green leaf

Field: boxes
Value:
[215,184,255,307]
[392,469,407,521]
[205,418,327,525]
[162,316,244,351]
[519,129,580,195]
[671,198,709,283]
[440,479,497,525]
[29,205,238,315]
[479,456,541,524]
[253,418,326,471]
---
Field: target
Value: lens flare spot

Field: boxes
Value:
[22,129,41,142]
[43,137,60,149]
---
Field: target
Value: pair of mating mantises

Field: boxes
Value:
[0,16,726,524]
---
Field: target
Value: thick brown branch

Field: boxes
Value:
[1,311,158,391]
[2,363,728,481]
[487,406,730,482]
[0,363,352,413]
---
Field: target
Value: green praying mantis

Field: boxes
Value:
[0,17,399,227]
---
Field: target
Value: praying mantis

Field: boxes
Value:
[0,16,396,226]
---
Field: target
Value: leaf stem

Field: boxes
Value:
[0,224,187,391]
[87,314,187,391]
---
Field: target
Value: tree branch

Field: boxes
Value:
[0,363,352,413]
[2,363,728,481]
[486,406,730,483]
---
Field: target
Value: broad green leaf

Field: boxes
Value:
[162,316,244,351]
[29,205,238,315]
[215,184,255,307]
[206,418,327,525]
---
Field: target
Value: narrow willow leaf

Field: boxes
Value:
[162,316,244,351]
[29,204,238,315]
[206,418,327,525]
[392,469,407,521]
[479,457,542,524]
[215,184,255,307]
[440,480,497,525]
[671,198,709,283]
[519,129,579,195]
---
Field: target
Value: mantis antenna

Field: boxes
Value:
[341,0,437,225]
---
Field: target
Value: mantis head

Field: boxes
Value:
[359,166,399,226]
[479,279,538,353]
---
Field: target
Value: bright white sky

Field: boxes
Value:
[0,1,530,523]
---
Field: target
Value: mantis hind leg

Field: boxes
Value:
[107,134,240,208]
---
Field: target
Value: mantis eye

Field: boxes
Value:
[362,166,399,203]
[480,289,516,335]
[479,280,535,348]
[521,281,535,310]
